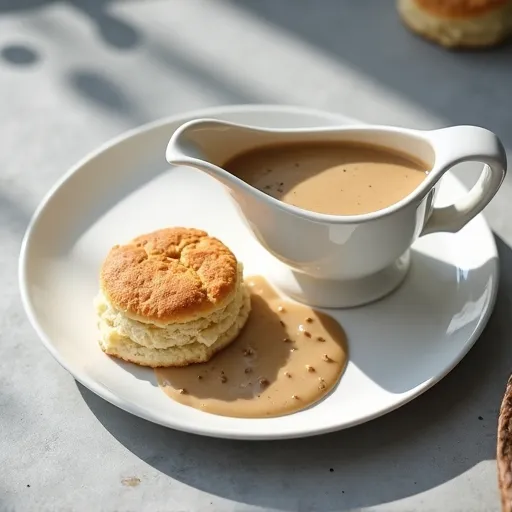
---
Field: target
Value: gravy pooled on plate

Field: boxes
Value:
[156,276,348,418]
[223,141,429,216]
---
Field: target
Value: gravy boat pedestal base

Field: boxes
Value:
[265,251,411,308]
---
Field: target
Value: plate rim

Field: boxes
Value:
[18,104,499,440]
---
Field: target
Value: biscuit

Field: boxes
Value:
[397,0,512,48]
[95,227,251,367]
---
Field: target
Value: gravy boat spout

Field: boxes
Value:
[166,118,506,308]
[165,118,319,191]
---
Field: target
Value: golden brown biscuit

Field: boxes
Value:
[95,227,250,367]
[100,227,238,325]
[398,0,512,48]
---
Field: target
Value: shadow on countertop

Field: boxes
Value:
[0,1,263,128]
[0,0,140,50]
[78,234,512,511]
[0,44,40,66]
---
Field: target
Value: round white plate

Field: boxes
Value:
[19,105,498,440]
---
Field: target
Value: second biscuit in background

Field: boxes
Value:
[397,0,512,48]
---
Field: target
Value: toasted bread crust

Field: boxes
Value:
[498,375,512,511]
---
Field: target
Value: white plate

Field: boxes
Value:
[19,105,498,440]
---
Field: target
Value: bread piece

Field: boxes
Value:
[398,0,512,48]
[498,375,512,511]
[95,227,251,367]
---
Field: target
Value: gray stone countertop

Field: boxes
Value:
[1,1,512,511]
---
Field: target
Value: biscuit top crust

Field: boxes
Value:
[100,228,239,324]
[414,0,508,17]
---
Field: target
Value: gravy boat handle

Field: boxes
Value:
[421,125,507,236]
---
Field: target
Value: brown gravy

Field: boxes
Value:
[223,142,428,216]
[155,276,348,418]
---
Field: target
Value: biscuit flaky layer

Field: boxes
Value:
[100,227,239,324]
[96,284,251,368]
[95,264,246,349]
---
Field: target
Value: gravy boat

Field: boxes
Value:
[166,119,506,307]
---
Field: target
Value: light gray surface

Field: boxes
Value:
[1,1,512,511]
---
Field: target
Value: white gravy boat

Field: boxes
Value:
[166,119,506,308]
